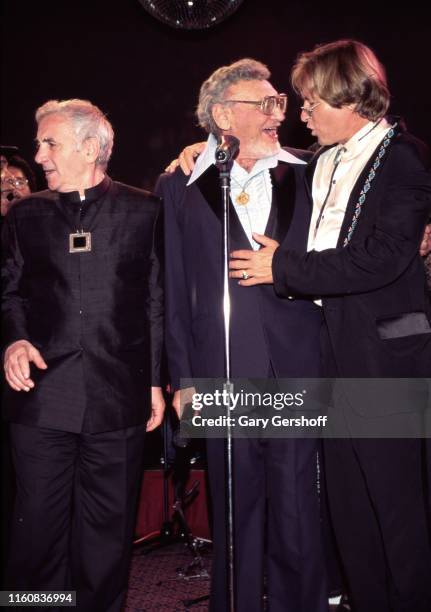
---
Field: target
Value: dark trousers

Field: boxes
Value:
[324,437,431,612]
[0,421,14,588]
[319,321,431,611]
[206,437,328,612]
[7,423,146,612]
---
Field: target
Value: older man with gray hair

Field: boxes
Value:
[2,98,164,611]
[158,59,328,612]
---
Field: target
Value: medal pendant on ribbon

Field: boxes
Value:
[69,231,92,253]
[236,191,249,206]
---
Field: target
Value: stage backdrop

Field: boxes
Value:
[2,0,430,191]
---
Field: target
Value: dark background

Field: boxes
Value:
[1,0,430,191]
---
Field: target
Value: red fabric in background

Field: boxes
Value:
[135,469,210,540]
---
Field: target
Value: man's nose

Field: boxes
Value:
[34,147,45,164]
[299,108,310,123]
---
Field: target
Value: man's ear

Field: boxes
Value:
[212,103,231,131]
[83,137,100,164]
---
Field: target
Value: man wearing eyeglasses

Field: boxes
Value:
[0,148,35,217]
[158,59,328,612]
[227,41,431,612]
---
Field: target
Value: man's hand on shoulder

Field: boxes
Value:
[164,142,206,176]
[4,339,48,392]
[146,386,166,432]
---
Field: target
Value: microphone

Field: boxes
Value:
[215,135,240,164]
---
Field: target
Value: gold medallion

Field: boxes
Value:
[236,191,249,206]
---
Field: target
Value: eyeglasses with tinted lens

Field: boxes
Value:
[300,102,321,118]
[224,94,288,116]
[1,177,29,189]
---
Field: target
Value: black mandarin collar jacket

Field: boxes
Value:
[2,177,163,433]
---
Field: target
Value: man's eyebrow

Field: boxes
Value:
[35,137,57,145]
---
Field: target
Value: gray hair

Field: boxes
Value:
[35,99,114,170]
[196,58,271,135]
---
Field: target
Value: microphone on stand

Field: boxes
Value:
[213,132,239,612]
[215,135,240,164]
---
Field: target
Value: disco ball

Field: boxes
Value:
[139,0,245,30]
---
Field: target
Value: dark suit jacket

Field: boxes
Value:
[1,176,163,433]
[273,126,431,379]
[157,149,322,389]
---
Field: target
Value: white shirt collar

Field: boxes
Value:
[336,118,391,162]
[187,134,306,186]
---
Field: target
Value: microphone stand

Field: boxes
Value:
[217,159,236,612]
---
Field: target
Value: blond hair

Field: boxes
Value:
[291,40,390,121]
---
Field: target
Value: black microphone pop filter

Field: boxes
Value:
[215,135,240,164]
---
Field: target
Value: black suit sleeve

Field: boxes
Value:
[155,171,193,391]
[1,208,30,349]
[274,139,431,298]
[147,201,164,387]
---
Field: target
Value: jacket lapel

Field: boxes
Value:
[195,160,308,251]
[336,121,401,247]
[336,157,375,247]
[267,163,297,243]
[195,164,251,249]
